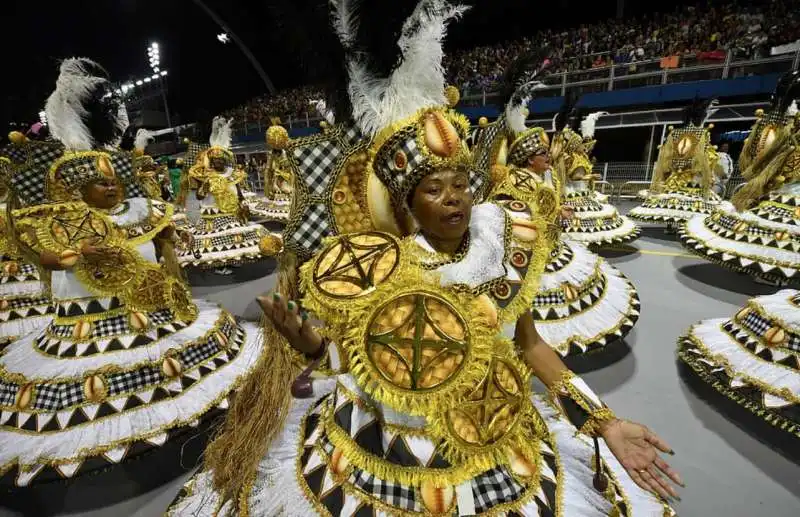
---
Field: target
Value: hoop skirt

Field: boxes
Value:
[243,191,292,223]
[533,239,640,358]
[0,204,53,346]
[561,181,640,246]
[679,184,800,282]
[178,206,272,269]
[678,289,800,441]
[0,199,264,487]
[629,183,720,224]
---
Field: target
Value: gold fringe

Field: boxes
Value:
[650,135,674,193]
[205,252,300,508]
[732,130,797,211]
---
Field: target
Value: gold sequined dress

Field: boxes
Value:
[168,202,672,516]
[0,197,264,487]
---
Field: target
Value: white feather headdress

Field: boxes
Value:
[45,58,128,151]
[787,100,798,117]
[334,0,468,137]
[310,99,336,125]
[134,129,154,151]
[209,116,233,149]
[580,112,608,140]
[505,81,547,135]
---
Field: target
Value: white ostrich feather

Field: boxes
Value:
[45,58,109,151]
[309,99,336,125]
[580,112,608,140]
[329,0,359,50]
[786,100,798,117]
[209,116,232,149]
[134,129,153,151]
[505,81,546,135]
[703,99,720,125]
[343,0,468,136]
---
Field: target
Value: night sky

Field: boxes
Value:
[1,0,703,130]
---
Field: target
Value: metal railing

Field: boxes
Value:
[591,161,744,203]
[231,51,798,136]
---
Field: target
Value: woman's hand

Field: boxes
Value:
[601,419,683,501]
[257,293,323,357]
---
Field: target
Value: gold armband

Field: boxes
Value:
[549,370,616,437]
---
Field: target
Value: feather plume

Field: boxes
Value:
[580,112,608,140]
[134,129,154,151]
[505,82,546,135]
[329,0,359,50]
[343,0,467,136]
[309,99,336,125]
[702,99,720,125]
[209,116,232,149]
[787,100,798,117]
[45,58,109,150]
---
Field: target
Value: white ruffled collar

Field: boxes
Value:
[414,203,508,289]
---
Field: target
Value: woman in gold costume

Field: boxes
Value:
[241,126,294,223]
[629,98,723,233]
[168,3,680,515]
[680,70,800,285]
[551,109,640,246]
[0,59,263,490]
[178,116,281,274]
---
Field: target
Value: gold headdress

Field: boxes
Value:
[202,116,235,170]
[333,0,485,224]
[505,82,549,167]
[48,151,117,201]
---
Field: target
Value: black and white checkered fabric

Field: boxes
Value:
[350,468,419,512]
[9,143,64,206]
[472,120,505,172]
[0,381,15,406]
[108,367,163,397]
[292,140,341,196]
[94,315,130,338]
[185,142,209,168]
[472,466,526,513]
[110,151,146,199]
[290,203,331,253]
[181,337,221,369]
[341,126,363,147]
[31,383,64,411]
[533,291,564,307]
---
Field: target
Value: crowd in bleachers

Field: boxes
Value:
[224,0,800,126]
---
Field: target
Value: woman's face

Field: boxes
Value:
[211,157,226,171]
[82,177,121,209]
[528,152,550,174]
[410,168,472,243]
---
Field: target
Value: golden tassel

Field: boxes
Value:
[692,139,712,196]
[651,135,674,193]
[204,251,301,509]
[732,143,795,211]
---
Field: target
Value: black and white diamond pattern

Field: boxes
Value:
[9,143,64,206]
[108,367,163,396]
[292,140,340,196]
[350,468,418,512]
[472,466,526,514]
[290,203,330,253]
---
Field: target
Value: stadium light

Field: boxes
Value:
[160,70,168,76]
[136,80,144,86]
[217,33,230,44]
[143,77,152,83]
[38,111,47,125]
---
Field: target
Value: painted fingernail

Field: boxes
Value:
[273,292,280,300]
[287,301,296,311]
[669,450,675,456]
[301,312,309,321]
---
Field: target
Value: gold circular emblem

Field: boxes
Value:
[446,358,524,446]
[367,293,468,391]
[313,232,400,299]
[49,210,112,249]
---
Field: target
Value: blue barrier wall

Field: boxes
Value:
[234,73,781,144]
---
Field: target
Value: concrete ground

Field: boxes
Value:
[2,203,799,516]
